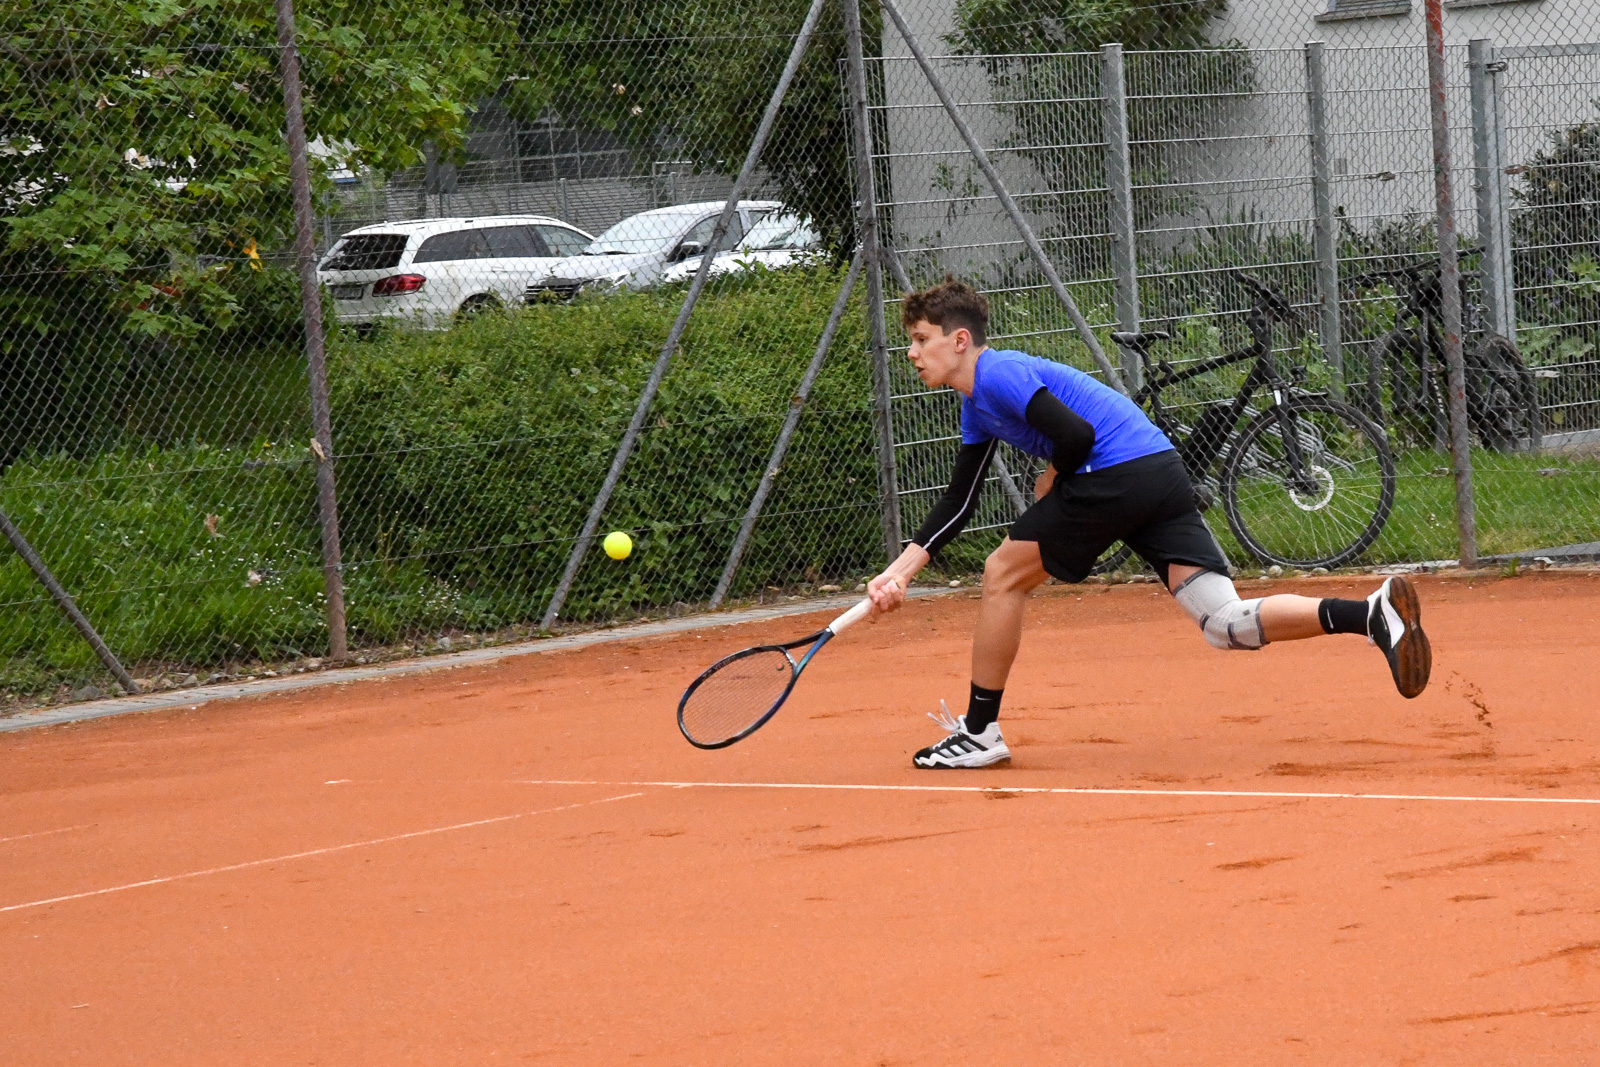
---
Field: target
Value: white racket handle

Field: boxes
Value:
[826,579,898,636]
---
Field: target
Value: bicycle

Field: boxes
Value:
[1349,255,1542,453]
[1097,275,1396,571]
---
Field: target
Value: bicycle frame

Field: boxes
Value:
[1110,275,1399,569]
[1129,308,1321,495]
[1355,256,1487,444]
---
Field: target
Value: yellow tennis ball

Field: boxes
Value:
[602,531,633,560]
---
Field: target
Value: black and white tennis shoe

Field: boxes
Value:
[1367,575,1431,699]
[913,702,1010,769]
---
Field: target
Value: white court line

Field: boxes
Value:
[519,778,1600,807]
[0,824,94,845]
[0,791,645,915]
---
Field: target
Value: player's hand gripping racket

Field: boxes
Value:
[678,582,895,749]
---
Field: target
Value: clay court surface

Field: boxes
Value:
[2,573,1597,1063]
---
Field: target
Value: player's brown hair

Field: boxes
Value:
[900,276,989,346]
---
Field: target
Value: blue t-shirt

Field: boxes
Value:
[960,348,1173,473]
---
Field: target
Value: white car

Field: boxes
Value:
[525,200,780,301]
[319,215,593,329]
[659,212,823,285]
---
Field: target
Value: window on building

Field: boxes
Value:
[1317,0,1412,20]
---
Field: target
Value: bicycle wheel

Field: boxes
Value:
[1380,329,1448,450]
[1090,542,1133,575]
[1221,398,1396,569]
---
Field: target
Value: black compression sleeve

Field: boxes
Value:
[1025,387,1096,475]
[910,440,996,555]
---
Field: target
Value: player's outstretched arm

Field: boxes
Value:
[869,439,997,615]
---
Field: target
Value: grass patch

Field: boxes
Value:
[931,447,1600,577]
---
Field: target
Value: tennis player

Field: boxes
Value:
[866,278,1432,769]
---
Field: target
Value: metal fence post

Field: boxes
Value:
[539,0,830,629]
[844,0,903,561]
[1101,43,1142,392]
[1468,38,1515,340]
[1489,46,1516,342]
[880,241,913,294]
[1305,40,1344,397]
[275,0,349,659]
[710,252,865,609]
[0,507,139,695]
[1424,0,1479,568]
[878,0,1126,394]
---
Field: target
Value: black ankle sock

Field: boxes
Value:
[966,683,1004,734]
[1318,598,1368,636]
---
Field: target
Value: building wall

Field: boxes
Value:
[1217,0,1597,51]
[873,0,1600,289]
[887,0,1600,58]
[875,0,1061,293]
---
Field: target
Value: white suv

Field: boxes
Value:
[526,200,780,301]
[319,215,593,329]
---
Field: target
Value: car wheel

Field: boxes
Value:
[455,293,503,321]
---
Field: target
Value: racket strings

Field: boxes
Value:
[679,648,795,746]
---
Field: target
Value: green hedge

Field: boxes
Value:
[0,444,325,690]
[330,264,881,626]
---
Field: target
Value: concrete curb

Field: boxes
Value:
[1481,541,1600,566]
[0,586,964,735]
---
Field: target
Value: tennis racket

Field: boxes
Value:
[678,582,894,749]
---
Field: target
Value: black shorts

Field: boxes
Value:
[1009,450,1230,586]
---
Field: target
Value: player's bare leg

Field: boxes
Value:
[1167,563,1324,641]
[903,536,1045,768]
[971,536,1049,689]
[1165,562,1431,697]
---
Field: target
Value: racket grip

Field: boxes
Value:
[827,579,897,635]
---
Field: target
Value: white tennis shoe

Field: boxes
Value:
[1366,575,1431,698]
[913,701,1011,769]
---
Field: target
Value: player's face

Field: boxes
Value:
[905,320,966,389]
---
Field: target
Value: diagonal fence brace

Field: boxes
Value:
[877,0,1126,394]
[540,0,831,630]
[0,506,139,695]
[710,250,865,609]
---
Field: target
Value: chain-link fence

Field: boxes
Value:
[4,0,1598,710]
[871,3,1600,576]
[1,0,891,707]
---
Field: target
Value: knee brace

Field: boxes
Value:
[1171,570,1268,650]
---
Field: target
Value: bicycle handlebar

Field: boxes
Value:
[1111,273,1301,364]
[1238,273,1303,328]
[1349,245,1488,288]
